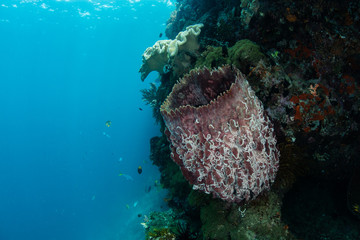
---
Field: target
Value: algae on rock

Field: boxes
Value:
[200,192,294,240]
[196,39,266,74]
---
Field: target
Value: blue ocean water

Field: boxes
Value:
[0,1,173,239]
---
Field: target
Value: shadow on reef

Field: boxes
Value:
[140,0,360,239]
[282,175,360,239]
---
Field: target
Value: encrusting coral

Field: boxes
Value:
[139,23,204,81]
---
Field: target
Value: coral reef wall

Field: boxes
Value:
[141,0,360,239]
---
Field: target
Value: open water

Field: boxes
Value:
[0,1,173,239]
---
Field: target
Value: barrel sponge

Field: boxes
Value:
[160,65,280,202]
[139,23,204,81]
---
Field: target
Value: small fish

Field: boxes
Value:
[138,166,142,174]
[139,108,143,111]
[118,173,134,181]
[353,204,359,213]
[159,33,162,38]
[125,204,130,209]
[118,157,123,162]
[145,186,151,193]
[91,195,96,201]
[133,201,138,207]
[102,132,111,138]
[105,120,111,127]
[270,50,280,59]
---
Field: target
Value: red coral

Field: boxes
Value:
[290,84,334,132]
[160,65,280,202]
[284,42,314,59]
[340,75,359,96]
